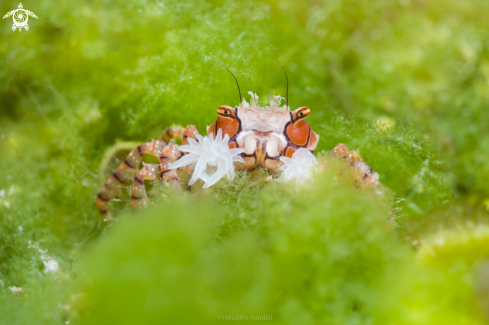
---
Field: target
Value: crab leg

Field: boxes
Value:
[163,125,199,145]
[131,126,201,208]
[130,164,162,209]
[96,140,166,220]
[158,143,182,189]
[96,125,200,220]
[162,125,185,142]
[131,128,200,208]
[331,143,380,187]
[156,125,200,187]
[168,125,200,176]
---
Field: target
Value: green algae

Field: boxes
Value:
[1,0,489,323]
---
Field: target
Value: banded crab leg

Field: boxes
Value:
[161,125,186,142]
[131,142,183,209]
[162,125,200,150]
[162,125,200,176]
[331,143,380,187]
[131,163,163,209]
[96,140,167,220]
[131,126,199,208]
[96,125,200,220]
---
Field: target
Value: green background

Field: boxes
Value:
[1,0,489,324]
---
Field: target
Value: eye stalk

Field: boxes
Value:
[291,107,310,124]
[209,105,241,142]
[217,106,236,119]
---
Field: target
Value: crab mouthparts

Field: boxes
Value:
[249,122,278,133]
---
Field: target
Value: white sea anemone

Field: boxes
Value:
[169,129,245,189]
[279,148,318,185]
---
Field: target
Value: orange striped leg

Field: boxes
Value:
[175,125,200,176]
[162,125,185,142]
[182,125,198,144]
[159,143,183,190]
[162,125,199,145]
[131,164,162,209]
[331,143,380,187]
[331,143,349,158]
[96,140,166,220]
[161,124,198,177]
[129,143,184,209]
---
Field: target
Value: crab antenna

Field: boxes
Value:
[269,59,289,109]
[220,65,242,105]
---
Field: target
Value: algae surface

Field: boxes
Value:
[1,0,489,324]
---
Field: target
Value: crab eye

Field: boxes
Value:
[217,105,235,118]
[292,107,311,123]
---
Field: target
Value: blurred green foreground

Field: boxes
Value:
[1,0,489,324]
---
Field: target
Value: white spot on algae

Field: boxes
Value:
[9,286,23,295]
[374,117,396,131]
[28,242,61,274]
[43,258,60,274]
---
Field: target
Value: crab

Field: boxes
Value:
[96,70,380,220]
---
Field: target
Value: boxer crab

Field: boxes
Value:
[96,72,379,220]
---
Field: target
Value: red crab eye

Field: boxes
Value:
[286,120,310,147]
[208,106,240,140]
[292,106,310,123]
[217,106,235,118]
